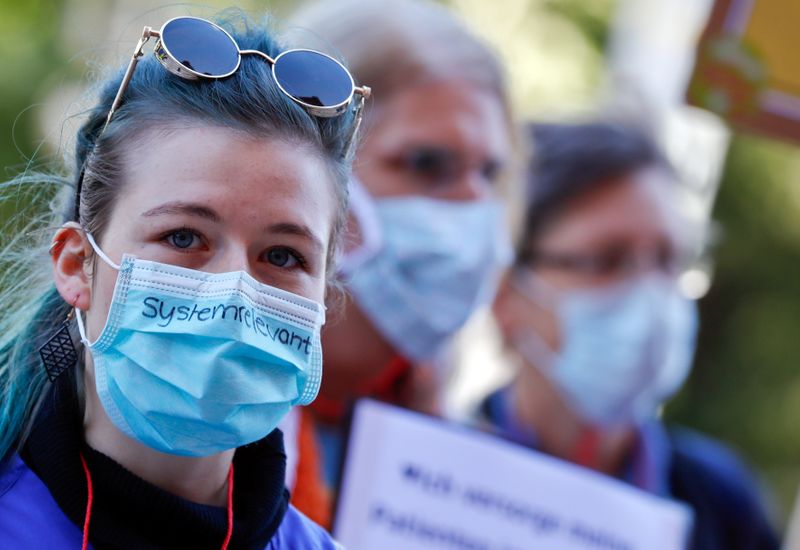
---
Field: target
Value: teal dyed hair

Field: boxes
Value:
[0,12,358,460]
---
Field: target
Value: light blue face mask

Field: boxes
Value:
[341,188,512,362]
[512,274,698,427]
[76,233,325,457]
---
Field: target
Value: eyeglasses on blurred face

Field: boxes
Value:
[521,245,697,287]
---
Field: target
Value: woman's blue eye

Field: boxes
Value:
[267,247,300,268]
[169,229,198,249]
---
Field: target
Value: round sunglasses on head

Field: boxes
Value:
[76,16,371,220]
[106,16,370,125]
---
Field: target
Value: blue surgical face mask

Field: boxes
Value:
[340,181,512,362]
[76,232,325,457]
[511,274,698,427]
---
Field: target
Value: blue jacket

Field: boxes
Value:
[478,388,779,550]
[0,452,339,549]
[0,369,341,549]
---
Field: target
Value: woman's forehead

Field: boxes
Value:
[116,126,336,238]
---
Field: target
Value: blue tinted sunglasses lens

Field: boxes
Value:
[162,17,239,76]
[273,50,353,108]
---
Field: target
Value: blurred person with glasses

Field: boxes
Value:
[483,121,778,550]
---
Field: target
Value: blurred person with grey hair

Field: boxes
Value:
[281,0,515,527]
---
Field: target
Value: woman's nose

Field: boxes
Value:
[211,246,252,275]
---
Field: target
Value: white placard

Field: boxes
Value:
[334,399,693,550]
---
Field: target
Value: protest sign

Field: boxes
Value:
[334,399,692,550]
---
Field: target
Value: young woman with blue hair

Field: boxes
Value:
[0,13,368,548]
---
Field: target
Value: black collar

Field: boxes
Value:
[20,373,289,549]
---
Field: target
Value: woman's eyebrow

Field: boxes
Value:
[268,222,324,253]
[142,202,220,221]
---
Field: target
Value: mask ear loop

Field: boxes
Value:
[61,222,122,346]
[506,268,563,377]
[85,233,121,271]
[74,304,91,348]
[508,326,558,374]
[61,221,122,271]
[510,267,559,312]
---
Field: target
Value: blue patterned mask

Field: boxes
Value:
[76,233,325,456]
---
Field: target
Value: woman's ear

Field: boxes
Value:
[50,224,93,311]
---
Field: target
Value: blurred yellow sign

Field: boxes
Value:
[688,0,800,143]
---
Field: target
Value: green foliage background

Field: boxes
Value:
[0,0,67,221]
[669,134,800,522]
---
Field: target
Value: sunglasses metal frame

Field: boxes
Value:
[107,16,370,128]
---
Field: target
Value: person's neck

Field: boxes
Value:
[319,295,398,403]
[82,367,233,507]
[511,365,635,477]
